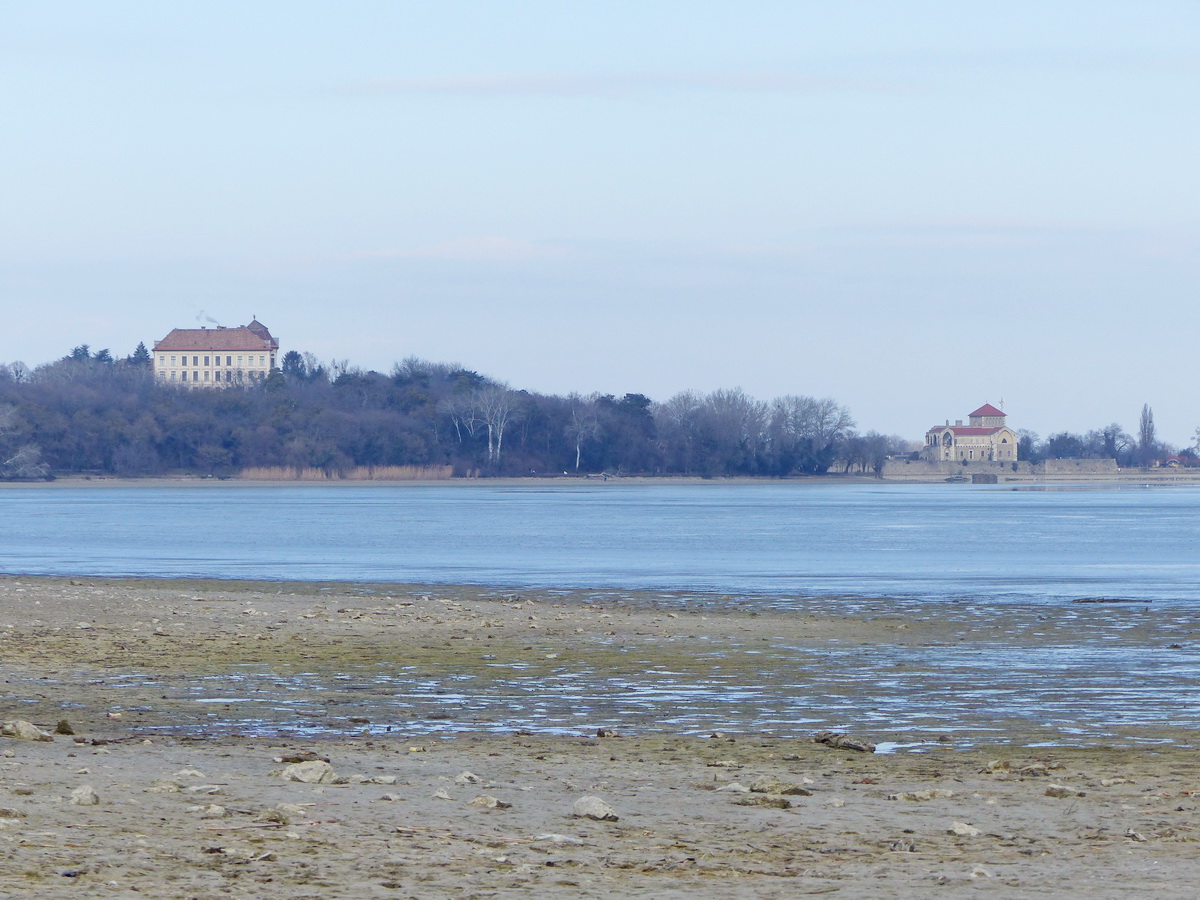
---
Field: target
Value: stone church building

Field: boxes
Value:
[922,403,1018,463]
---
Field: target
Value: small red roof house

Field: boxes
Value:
[922,403,1018,463]
[152,319,279,386]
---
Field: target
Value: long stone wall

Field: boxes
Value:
[879,455,1196,483]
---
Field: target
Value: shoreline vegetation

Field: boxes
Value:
[0,575,1196,897]
[5,351,1192,485]
[3,467,1200,488]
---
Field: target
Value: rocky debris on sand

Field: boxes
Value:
[54,720,74,735]
[1045,784,1086,798]
[280,760,336,784]
[2,720,53,742]
[70,785,100,806]
[596,728,619,738]
[468,795,512,809]
[572,797,618,821]
[812,731,875,753]
[889,789,956,802]
[950,822,981,836]
[454,771,480,785]
[890,839,917,852]
[0,807,28,819]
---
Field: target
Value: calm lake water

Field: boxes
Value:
[4,481,1200,747]
[2,480,1199,604]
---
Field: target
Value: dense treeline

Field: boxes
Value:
[1018,403,1194,468]
[0,346,907,479]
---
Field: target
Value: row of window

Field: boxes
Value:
[158,370,260,383]
[157,354,270,367]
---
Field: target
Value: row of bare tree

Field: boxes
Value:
[0,348,906,479]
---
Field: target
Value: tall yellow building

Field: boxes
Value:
[152,319,279,386]
[922,403,1018,462]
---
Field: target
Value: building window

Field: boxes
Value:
[193,371,199,382]
[259,355,265,366]
[237,355,243,366]
[193,356,199,366]
[225,355,232,366]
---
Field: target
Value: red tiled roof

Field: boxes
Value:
[925,425,1009,436]
[153,322,277,353]
[969,403,1005,419]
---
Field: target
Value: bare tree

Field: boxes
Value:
[1138,404,1157,467]
[564,393,601,471]
[0,406,48,480]
[472,385,521,466]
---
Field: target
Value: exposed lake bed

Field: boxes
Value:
[2,575,1199,898]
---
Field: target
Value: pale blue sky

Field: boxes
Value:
[2,1,1197,444]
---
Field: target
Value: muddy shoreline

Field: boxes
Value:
[2,575,1198,897]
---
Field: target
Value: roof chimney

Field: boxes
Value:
[955,420,962,427]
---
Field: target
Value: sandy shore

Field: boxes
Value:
[1,576,1198,898]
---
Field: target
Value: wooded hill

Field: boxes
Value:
[0,347,893,479]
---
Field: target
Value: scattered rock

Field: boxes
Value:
[950,822,981,836]
[70,785,100,806]
[890,839,917,852]
[534,833,585,845]
[370,775,397,785]
[54,720,75,736]
[454,771,480,785]
[812,731,876,753]
[706,759,742,769]
[1100,776,1134,787]
[572,797,618,821]
[596,728,619,738]
[468,795,512,809]
[433,788,454,801]
[889,789,955,802]
[281,760,336,784]
[0,807,28,819]
[1,720,53,742]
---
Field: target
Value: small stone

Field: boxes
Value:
[812,731,876,753]
[433,788,454,801]
[889,789,955,802]
[54,720,75,736]
[950,822,981,836]
[70,785,100,806]
[281,760,336,784]
[185,784,224,795]
[1045,784,1085,798]
[454,771,480,785]
[1,720,53,742]
[0,808,28,819]
[369,775,397,785]
[572,796,618,821]
[468,795,512,809]
[735,795,792,809]
[715,782,750,793]
[188,804,228,818]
